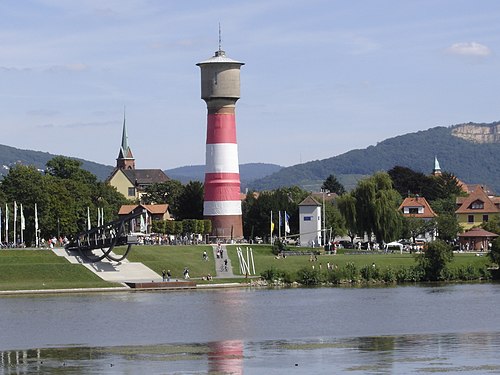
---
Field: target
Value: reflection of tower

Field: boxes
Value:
[197,43,244,239]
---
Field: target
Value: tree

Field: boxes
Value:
[482,215,500,235]
[176,181,204,220]
[350,172,403,243]
[324,202,346,240]
[435,213,462,242]
[417,240,453,281]
[337,193,358,243]
[402,217,435,243]
[46,156,97,185]
[488,237,500,266]
[141,180,184,215]
[322,174,346,195]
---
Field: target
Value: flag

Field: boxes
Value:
[5,204,8,243]
[140,214,146,233]
[284,211,290,234]
[278,211,282,227]
[271,221,275,232]
[87,207,91,230]
[97,208,101,228]
[20,204,25,230]
[34,203,39,247]
[13,201,17,245]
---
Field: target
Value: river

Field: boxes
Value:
[1,283,500,374]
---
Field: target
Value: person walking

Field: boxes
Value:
[162,269,166,282]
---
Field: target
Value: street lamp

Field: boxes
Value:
[321,189,330,247]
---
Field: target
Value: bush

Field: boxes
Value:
[297,267,321,286]
[417,240,453,281]
[260,267,293,284]
[343,262,359,282]
[380,266,397,283]
[360,264,380,281]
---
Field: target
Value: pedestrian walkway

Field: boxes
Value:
[211,244,237,278]
[52,247,161,284]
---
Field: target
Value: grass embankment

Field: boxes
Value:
[0,245,494,291]
[225,245,494,284]
[0,250,118,291]
[114,245,216,281]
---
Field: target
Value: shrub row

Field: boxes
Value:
[260,263,492,286]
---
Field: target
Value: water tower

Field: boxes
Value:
[197,41,244,239]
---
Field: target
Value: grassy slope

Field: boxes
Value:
[0,250,117,290]
[0,246,492,291]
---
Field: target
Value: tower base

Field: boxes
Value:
[206,215,243,239]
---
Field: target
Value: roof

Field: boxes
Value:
[399,196,437,218]
[455,186,500,214]
[119,204,170,215]
[299,196,321,206]
[458,227,499,238]
[121,169,169,186]
[196,49,244,66]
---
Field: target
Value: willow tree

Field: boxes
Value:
[347,172,403,244]
[337,193,357,243]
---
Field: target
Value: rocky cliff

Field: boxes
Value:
[451,122,500,143]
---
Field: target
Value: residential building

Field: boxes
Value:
[118,204,172,233]
[455,185,500,230]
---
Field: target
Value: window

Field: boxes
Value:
[470,200,484,210]
[408,208,419,215]
[128,187,136,197]
[303,216,312,221]
[483,215,489,222]
[468,215,474,223]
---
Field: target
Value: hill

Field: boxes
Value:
[0,144,113,181]
[248,122,500,193]
[165,163,283,188]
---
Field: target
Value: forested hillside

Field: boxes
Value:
[248,125,500,193]
[165,163,283,187]
[0,144,113,181]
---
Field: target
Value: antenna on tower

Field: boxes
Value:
[218,23,222,51]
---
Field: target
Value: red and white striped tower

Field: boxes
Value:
[197,45,244,239]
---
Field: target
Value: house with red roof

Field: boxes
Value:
[455,185,500,230]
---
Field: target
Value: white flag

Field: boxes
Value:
[87,207,91,230]
[20,204,25,230]
[140,214,146,233]
[13,201,17,245]
[5,204,8,243]
[35,203,39,247]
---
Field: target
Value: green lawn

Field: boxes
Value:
[0,250,118,291]
[225,245,493,276]
[0,246,494,291]
[114,245,216,280]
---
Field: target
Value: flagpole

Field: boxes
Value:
[13,201,17,247]
[0,207,2,244]
[5,204,8,245]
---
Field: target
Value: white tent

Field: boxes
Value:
[385,241,404,254]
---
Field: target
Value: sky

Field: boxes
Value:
[1,0,500,170]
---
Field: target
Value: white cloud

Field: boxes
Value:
[445,42,492,57]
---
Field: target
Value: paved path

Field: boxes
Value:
[52,247,161,284]
[212,244,237,278]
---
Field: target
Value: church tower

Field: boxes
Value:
[116,114,135,170]
[432,156,441,176]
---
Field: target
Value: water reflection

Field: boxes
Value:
[2,332,500,374]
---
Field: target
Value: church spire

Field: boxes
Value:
[432,156,442,176]
[116,109,135,170]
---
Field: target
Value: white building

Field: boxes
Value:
[299,196,321,247]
